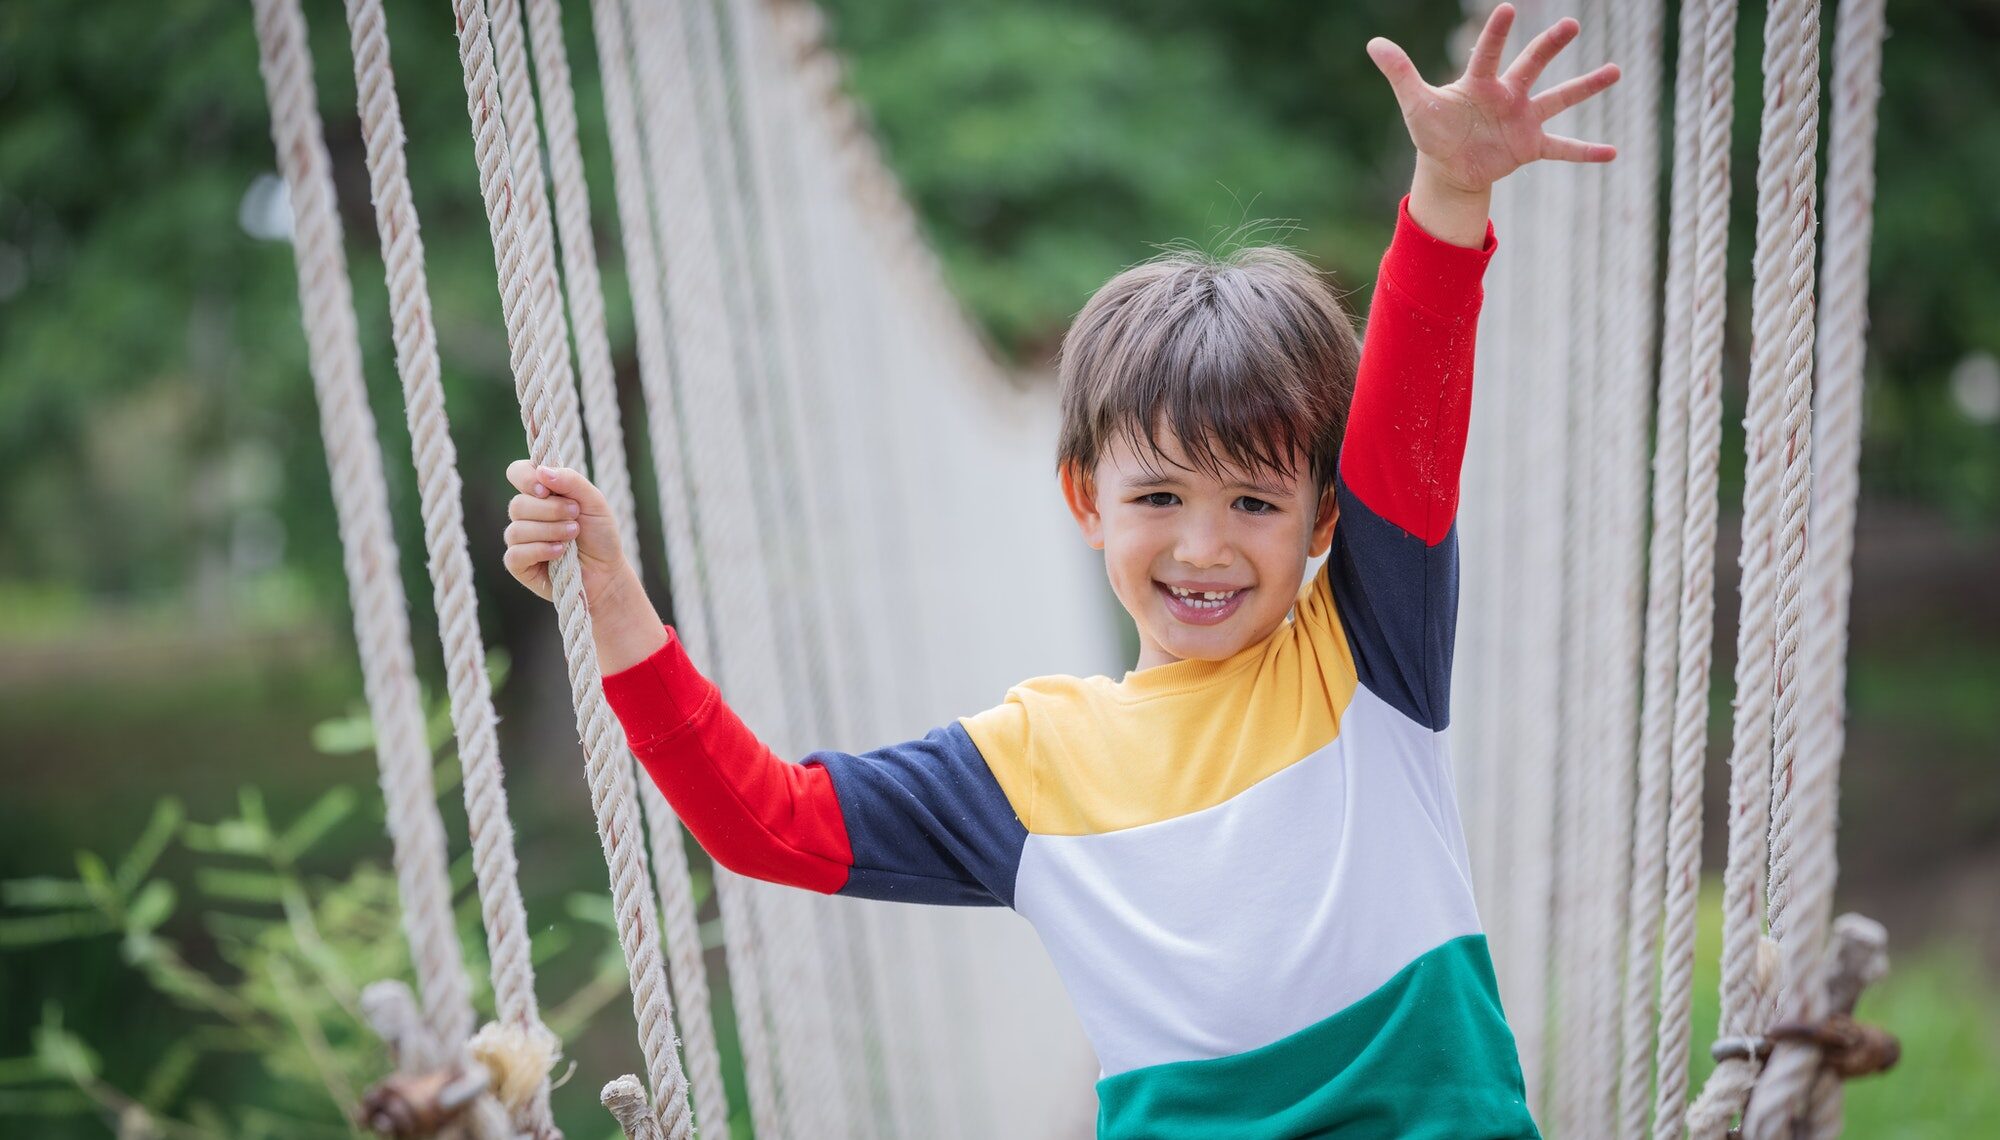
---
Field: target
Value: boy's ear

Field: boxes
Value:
[1060,462,1106,550]
[1308,484,1340,559]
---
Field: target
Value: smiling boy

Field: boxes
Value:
[502,6,1617,1135]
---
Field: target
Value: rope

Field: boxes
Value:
[249,0,475,1075]
[1742,1,1887,1131]
[1686,2,1823,1134]
[448,0,692,1131]
[1616,0,1698,1130]
[1648,0,1741,1132]
[582,0,735,1128]
[340,0,559,1130]
[512,0,734,1131]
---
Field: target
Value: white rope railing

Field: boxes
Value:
[248,0,476,1077]
[340,0,560,1129]
[447,0,693,1131]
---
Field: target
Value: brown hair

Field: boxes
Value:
[1056,245,1361,493]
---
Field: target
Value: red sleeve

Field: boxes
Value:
[600,626,854,893]
[1338,194,1498,546]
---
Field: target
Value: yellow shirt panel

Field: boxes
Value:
[960,571,1358,836]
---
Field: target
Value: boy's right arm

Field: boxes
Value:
[504,463,1025,908]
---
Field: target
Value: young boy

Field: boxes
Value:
[502,7,1617,1135]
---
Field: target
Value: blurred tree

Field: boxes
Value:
[0,0,1994,629]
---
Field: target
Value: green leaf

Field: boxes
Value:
[195,867,288,904]
[0,1055,51,1084]
[0,1087,94,1115]
[31,1006,99,1083]
[126,880,177,933]
[137,1041,201,1111]
[273,785,357,862]
[310,709,374,755]
[0,910,118,947]
[564,891,615,930]
[74,851,118,912]
[0,877,93,910]
[115,797,185,894]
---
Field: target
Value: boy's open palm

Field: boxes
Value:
[502,460,627,604]
[1368,3,1620,195]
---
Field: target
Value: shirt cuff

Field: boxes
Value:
[600,625,716,747]
[1382,193,1498,321]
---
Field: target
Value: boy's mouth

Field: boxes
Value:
[1155,581,1249,626]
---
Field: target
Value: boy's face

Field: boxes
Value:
[1062,429,1338,672]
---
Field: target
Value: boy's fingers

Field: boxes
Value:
[537,465,609,514]
[506,519,579,546]
[502,542,551,577]
[1464,4,1514,80]
[509,493,579,523]
[1540,132,1617,163]
[506,458,542,496]
[1503,16,1579,91]
[1532,62,1621,122]
[1366,38,1426,110]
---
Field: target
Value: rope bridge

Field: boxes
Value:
[249,0,1894,1135]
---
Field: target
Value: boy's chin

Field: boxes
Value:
[1152,621,1261,662]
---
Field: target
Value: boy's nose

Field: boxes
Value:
[1173,524,1234,569]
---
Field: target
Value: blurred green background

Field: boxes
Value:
[2,0,1996,1135]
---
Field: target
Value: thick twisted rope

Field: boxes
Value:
[448,0,692,1132]
[340,0,559,1131]
[582,0,735,1131]
[1614,0,1690,1133]
[1686,3,1823,1136]
[519,0,641,563]
[250,0,475,1075]
[1741,2,1887,1133]
[1648,0,1740,1133]
[1683,2,1823,1135]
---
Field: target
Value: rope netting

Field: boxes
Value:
[251,0,1893,1135]
[1455,0,1895,1137]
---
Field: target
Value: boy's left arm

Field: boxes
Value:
[1330,5,1619,729]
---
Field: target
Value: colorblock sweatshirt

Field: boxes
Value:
[602,197,1539,1139]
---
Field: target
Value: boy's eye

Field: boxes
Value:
[1235,496,1278,515]
[1137,491,1180,508]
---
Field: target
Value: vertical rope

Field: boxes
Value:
[1741,1,1886,1133]
[339,0,558,1130]
[1686,2,1823,1135]
[250,0,475,1073]
[448,0,691,1130]
[1650,0,1741,1132]
[515,0,735,1131]
[1617,0,1701,1132]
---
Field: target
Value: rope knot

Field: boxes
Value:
[1765,1010,1901,1080]
[359,1063,490,1137]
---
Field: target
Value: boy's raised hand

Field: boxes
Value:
[502,460,628,605]
[1368,3,1620,196]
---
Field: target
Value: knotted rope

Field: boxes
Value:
[249,0,475,1081]
[448,0,693,1132]
[340,0,564,1130]
[1740,0,1893,1131]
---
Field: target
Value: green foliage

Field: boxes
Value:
[0,654,645,1137]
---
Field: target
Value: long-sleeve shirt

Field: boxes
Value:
[602,197,1538,1139]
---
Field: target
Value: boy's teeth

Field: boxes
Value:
[1167,585,1239,605]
